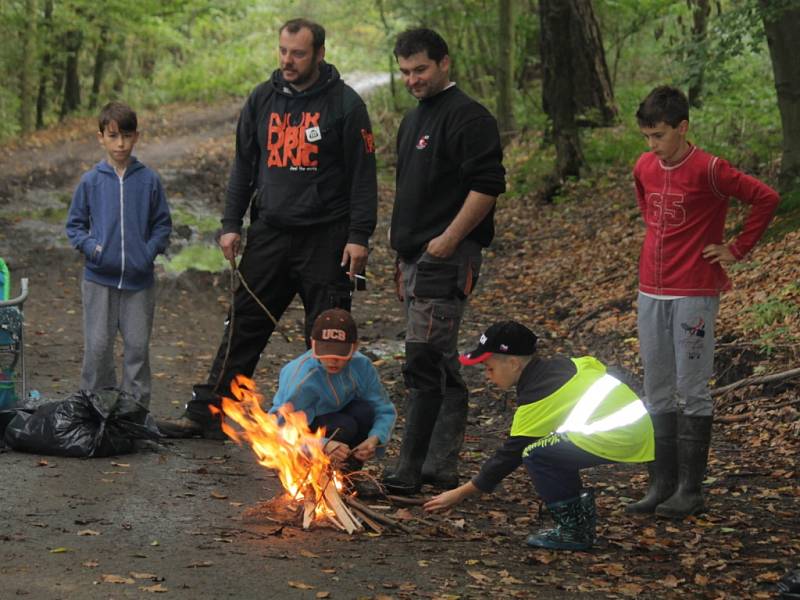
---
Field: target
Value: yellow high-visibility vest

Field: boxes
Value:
[511,357,654,463]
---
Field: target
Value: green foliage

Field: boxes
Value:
[159,244,228,273]
[170,208,220,234]
[744,283,800,353]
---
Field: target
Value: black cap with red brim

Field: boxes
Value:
[459,321,538,366]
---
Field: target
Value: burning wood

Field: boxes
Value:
[211,375,365,532]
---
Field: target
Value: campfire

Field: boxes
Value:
[211,375,407,534]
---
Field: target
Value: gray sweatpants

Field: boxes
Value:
[81,280,155,409]
[637,293,719,417]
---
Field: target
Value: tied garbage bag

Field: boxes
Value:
[0,389,162,457]
[779,569,800,599]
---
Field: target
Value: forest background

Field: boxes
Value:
[2,0,799,206]
[0,1,798,598]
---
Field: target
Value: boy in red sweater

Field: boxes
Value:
[626,86,779,519]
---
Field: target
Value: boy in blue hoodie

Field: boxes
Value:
[270,309,396,468]
[66,101,172,410]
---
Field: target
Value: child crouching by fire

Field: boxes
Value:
[269,309,396,472]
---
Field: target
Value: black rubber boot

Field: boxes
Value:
[625,412,678,514]
[156,384,226,440]
[655,414,713,519]
[382,392,443,495]
[421,388,468,490]
[526,489,596,551]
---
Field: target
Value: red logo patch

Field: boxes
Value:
[415,135,430,150]
[361,129,375,154]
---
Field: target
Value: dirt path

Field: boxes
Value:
[1,92,797,599]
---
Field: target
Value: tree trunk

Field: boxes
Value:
[89,26,110,109]
[36,0,54,129]
[540,0,583,185]
[761,0,800,192]
[19,0,38,134]
[569,0,617,126]
[687,0,711,108]
[497,0,515,143]
[60,29,83,120]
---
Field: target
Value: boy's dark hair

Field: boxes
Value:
[280,18,325,51]
[394,28,449,62]
[636,86,689,128]
[98,101,137,133]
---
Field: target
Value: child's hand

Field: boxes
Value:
[702,244,735,265]
[423,482,479,512]
[325,440,350,463]
[350,436,379,462]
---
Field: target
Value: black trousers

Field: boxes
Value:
[206,218,352,394]
[310,399,375,447]
[523,434,612,504]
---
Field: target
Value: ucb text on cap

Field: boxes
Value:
[459,321,537,365]
[311,308,358,358]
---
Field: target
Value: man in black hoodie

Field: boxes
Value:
[382,28,506,494]
[159,18,378,438]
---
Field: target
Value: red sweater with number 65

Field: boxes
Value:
[634,145,779,296]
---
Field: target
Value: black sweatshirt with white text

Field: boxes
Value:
[222,63,377,247]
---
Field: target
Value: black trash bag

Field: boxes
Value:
[779,569,800,599]
[1,389,162,457]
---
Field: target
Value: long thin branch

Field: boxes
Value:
[343,496,414,534]
[712,367,800,397]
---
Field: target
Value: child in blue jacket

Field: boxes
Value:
[270,309,396,467]
[65,101,172,410]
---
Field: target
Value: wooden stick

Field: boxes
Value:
[323,483,362,534]
[343,496,414,534]
[347,505,384,533]
[386,495,426,506]
[712,367,800,397]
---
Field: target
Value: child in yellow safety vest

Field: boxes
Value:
[424,321,654,551]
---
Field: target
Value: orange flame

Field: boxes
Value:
[210,375,342,510]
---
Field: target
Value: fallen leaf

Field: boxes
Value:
[101,574,135,584]
[210,491,228,500]
[288,580,315,590]
[299,549,319,558]
[316,593,330,599]
[140,584,169,593]
[186,560,213,568]
[77,529,100,536]
[49,547,71,553]
[130,572,159,579]
[467,570,492,584]
[82,560,99,568]
[392,508,414,521]
[111,462,130,467]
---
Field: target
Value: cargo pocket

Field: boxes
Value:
[414,260,458,299]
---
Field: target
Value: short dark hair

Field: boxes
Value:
[636,86,689,128]
[280,18,325,51]
[394,28,449,62]
[98,101,137,133]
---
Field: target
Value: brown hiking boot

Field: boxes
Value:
[156,416,225,440]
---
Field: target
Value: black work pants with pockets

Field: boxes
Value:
[206,218,352,395]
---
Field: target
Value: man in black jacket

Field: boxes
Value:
[382,28,506,494]
[159,18,378,438]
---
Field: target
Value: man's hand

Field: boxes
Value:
[423,482,480,512]
[350,436,379,462]
[219,232,242,262]
[425,231,459,259]
[341,243,369,279]
[702,244,736,265]
[325,440,350,463]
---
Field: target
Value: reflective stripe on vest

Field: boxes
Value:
[556,374,647,435]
